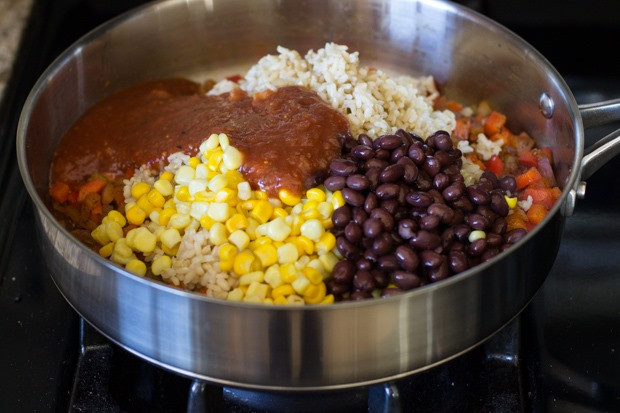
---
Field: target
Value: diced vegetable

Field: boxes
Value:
[453,117,471,141]
[484,111,506,136]
[518,149,538,167]
[515,167,542,190]
[522,187,555,210]
[77,178,107,202]
[526,203,548,225]
[50,182,71,203]
[486,155,504,175]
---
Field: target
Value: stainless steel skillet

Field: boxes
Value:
[16,0,620,390]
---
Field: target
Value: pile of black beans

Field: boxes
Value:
[324,129,527,301]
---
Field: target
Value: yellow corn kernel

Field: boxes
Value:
[273,296,289,305]
[219,259,233,271]
[151,255,172,276]
[209,222,228,245]
[272,207,288,219]
[264,217,291,242]
[292,275,310,295]
[107,210,127,227]
[320,294,335,305]
[105,221,124,243]
[290,216,304,237]
[160,228,182,249]
[254,244,278,268]
[176,186,191,202]
[136,194,155,215]
[279,263,299,283]
[505,196,518,209]
[240,200,259,210]
[272,284,294,300]
[317,202,333,219]
[315,232,336,255]
[222,145,243,170]
[246,218,259,240]
[99,242,114,258]
[264,264,282,288]
[112,239,135,265]
[227,287,244,302]
[318,252,339,273]
[242,294,262,304]
[321,218,334,230]
[188,156,201,169]
[277,242,298,264]
[250,200,273,224]
[126,259,147,276]
[302,200,318,211]
[263,298,274,305]
[169,213,191,230]
[273,241,284,249]
[131,182,150,200]
[91,224,110,245]
[215,188,235,203]
[225,170,244,188]
[161,244,179,256]
[287,294,305,305]
[199,215,216,230]
[306,188,326,203]
[304,283,327,304]
[331,190,345,209]
[307,258,325,276]
[245,281,269,300]
[468,230,486,243]
[225,213,248,233]
[133,227,157,253]
[218,133,230,150]
[160,171,174,181]
[147,189,165,209]
[300,219,324,242]
[294,255,310,271]
[126,205,146,226]
[254,190,268,200]
[153,179,174,197]
[278,189,301,206]
[219,243,238,261]
[159,208,176,226]
[301,208,320,220]
[207,149,223,171]
[302,267,323,285]
[228,230,250,250]
[239,271,264,286]
[207,202,231,222]
[237,182,252,200]
[233,250,256,276]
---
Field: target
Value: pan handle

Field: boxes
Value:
[578,99,620,181]
[579,98,620,129]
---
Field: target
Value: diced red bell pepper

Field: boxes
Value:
[486,155,504,175]
[484,111,507,136]
[527,203,548,225]
[518,149,538,167]
[50,182,72,203]
[226,74,243,83]
[522,187,555,210]
[515,167,542,190]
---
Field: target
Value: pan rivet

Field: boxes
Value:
[576,181,587,199]
[539,93,555,119]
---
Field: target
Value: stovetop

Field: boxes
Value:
[1,1,619,412]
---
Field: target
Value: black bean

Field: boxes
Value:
[500,244,512,252]
[397,219,418,240]
[499,175,517,193]
[466,213,489,230]
[401,162,419,184]
[349,291,372,300]
[434,150,452,167]
[330,159,358,176]
[453,224,471,242]
[352,207,368,226]
[415,171,433,191]
[379,134,403,150]
[324,176,345,191]
[356,258,373,271]
[481,248,499,263]
[486,233,503,248]
[390,146,408,163]
[442,184,464,202]
[420,214,441,231]
[370,208,395,230]
[467,239,487,256]
[380,164,405,183]
[421,144,434,157]
[428,130,452,150]
[365,167,381,189]
[380,199,399,215]
[427,189,445,205]
[372,233,393,255]
[423,156,441,177]
[408,145,425,165]
[394,245,419,271]
[406,191,433,208]
[477,178,494,192]
[504,228,527,244]
[351,145,374,160]
[363,249,377,263]
[372,269,391,289]
[342,188,365,207]
[363,218,383,238]
[331,260,356,284]
[346,174,370,191]
[476,205,498,224]
[433,173,450,190]
[359,134,373,147]
[344,222,362,243]
[364,159,389,171]
[450,241,465,254]
[377,254,400,273]
[364,192,378,214]
[466,186,490,205]
[332,206,352,228]
[491,218,507,235]
[450,209,466,226]
[427,203,455,224]
[451,196,474,212]
[442,164,460,176]
[409,230,441,250]
[375,148,390,160]
[353,270,376,292]
[306,172,325,188]
[395,129,412,145]
[421,250,443,268]
[490,192,509,217]
[381,288,404,297]
[428,259,450,282]
[327,280,351,296]
[393,271,422,290]
[481,170,499,186]
[375,183,400,200]
[449,250,469,273]
[336,236,360,260]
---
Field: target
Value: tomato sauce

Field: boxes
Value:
[51,79,350,196]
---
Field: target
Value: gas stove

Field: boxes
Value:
[1,1,619,412]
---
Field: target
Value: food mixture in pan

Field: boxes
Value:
[49,43,562,305]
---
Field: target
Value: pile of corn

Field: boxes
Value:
[90,133,344,305]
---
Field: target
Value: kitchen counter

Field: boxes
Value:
[0,0,33,101]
